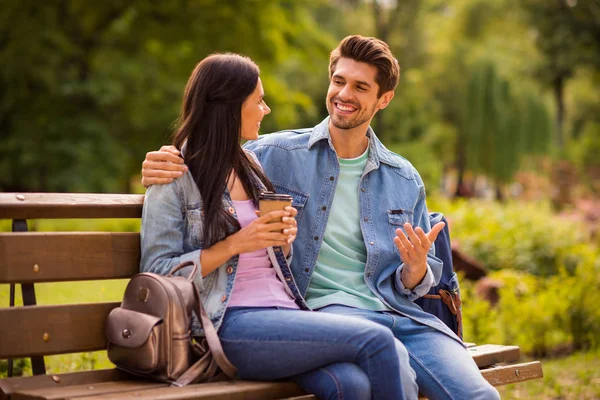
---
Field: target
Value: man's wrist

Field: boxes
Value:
[401,263,427,290]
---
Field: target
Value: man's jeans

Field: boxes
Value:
[319,305,501,400]
[218,306,414,400]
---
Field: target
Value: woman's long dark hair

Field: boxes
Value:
[173,53,274,246]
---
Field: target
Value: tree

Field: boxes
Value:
[520,0,600,150]
[371,0,424,143]
[0,0,333,192]
[458,60,552,199]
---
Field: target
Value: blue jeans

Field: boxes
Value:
[218,306,414,400]
[319,305,501,400]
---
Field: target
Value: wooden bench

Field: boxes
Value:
[0,193,543,400]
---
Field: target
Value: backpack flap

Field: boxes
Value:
[106,307,164,374]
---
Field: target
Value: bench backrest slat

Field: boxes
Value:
[0,302,120,359]
[0,193,144,219]
[0,233,140,283]
[0,193,144,367]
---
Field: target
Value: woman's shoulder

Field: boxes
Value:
[145,170,201,205]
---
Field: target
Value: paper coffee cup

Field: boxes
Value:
[259,192,293,231]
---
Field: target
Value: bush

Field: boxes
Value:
[428,197,588,277]
[460,244,600,355]
[428,197,600,353]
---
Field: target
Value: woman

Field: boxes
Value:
[140,53,405,400]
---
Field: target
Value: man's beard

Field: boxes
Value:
[327,98,377,130]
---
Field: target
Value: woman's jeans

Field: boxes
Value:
[218,306,415,400]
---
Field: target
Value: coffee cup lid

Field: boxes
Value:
[259,191,293,201]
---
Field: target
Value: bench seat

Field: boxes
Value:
[0,345,543,400]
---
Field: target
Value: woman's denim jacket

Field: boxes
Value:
[140,152,308,336]
[244,117,461,343]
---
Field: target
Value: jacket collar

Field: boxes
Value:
[308,117,403,169]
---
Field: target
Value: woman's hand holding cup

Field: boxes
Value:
[282,206,298,244]
[228,209,296,255]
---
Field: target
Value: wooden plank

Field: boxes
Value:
[0,303,120,359]
[281,397,317,400]
[481,361,543,386]
[0,193,144,220]
[0,369,128,400]
[12,381,166,400]
[71,381,308,400]
[0,233,140,283]
[468,344,520,367]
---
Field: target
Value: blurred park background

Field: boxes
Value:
[1,0,599,398]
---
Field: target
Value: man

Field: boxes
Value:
[142,35,499,399]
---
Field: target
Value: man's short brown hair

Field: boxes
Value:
[329,35,400,97]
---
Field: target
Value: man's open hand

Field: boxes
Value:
[394,221,445,289]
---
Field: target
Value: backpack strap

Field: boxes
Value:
[422,290,463,338]
[172,284,237,386]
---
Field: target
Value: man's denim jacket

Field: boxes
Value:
[140,153,308,336]
[245,117,460,342]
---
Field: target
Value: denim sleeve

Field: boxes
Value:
[242,137,261,153]
[140,180,203,287]
[394,173,443,301]
[395,264,435,301]
[244,149,261,166]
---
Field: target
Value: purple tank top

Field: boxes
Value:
[226,199,299,309]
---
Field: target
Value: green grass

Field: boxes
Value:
[497,351,600,400]
[0,218,140,233]
[0,280,127,375]
[0,280,127,306]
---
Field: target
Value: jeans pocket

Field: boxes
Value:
[388,210,414,257]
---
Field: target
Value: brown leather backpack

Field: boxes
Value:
[106,261,237,386]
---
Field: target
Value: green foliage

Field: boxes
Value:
[486,252,599,356]
[459,246,600,356]
[460,277,500,345]
[0,0,334,193]
[460,60,552,185]
[520,0,600,87]
[431,197,586,275]
[45,352,99,374]
[430,196,600,355]
[1,0,598,194]
[0,218,140,233]
[568,121,600,192]
[520,0,600,149]
[0,358,30,378]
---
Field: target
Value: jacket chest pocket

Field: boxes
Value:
[273,183,309,222]
[388,209,414,257]
[186,208,205,248]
